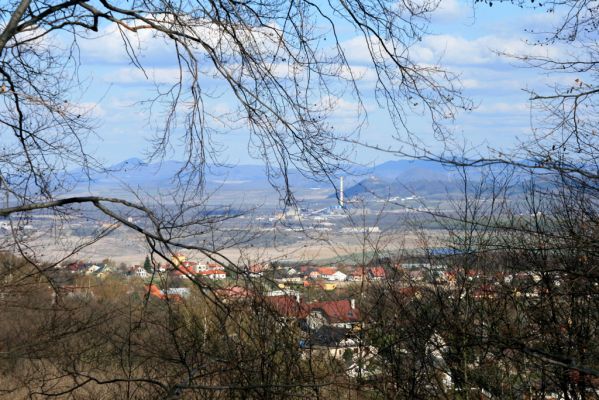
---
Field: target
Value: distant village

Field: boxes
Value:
[57,250,562,385]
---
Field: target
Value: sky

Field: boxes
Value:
[68,0,574,167]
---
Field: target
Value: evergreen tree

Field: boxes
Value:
[143,256,152,273]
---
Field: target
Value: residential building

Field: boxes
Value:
[306,299,360,330]
[368,267,386,280]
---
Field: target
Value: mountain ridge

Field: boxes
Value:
[63,158,492,202]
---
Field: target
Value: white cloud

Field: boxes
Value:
[430,0,473,23]
[320,96,361,116]
[339,64,378,83]
[78,24,171,64]
[78,18,291,67]
[413,33,566,66]
[477,101,529,114]
[461,78,482,89]
[337,36,373,65]
[105,67,182,85]
[71,102,106,118]
[516,7,565,30]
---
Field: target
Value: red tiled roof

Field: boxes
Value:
[66,262,85,272]
[215,286,252,299]
[368,267,386,278]
[146,284,162,297]
[308,299,360,323]
[181,261,197,267]
[317,267,337,276]
[146,284,183,302]
[207,262,225,270]
[247,263,269,273]
[198,269,226,276]
[172,265,195,275]
[266,295,308,318]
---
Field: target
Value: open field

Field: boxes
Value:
[16,226,446,266]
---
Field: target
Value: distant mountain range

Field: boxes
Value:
[62,158,509,203]
[63,158,323,203]
[340,160,465,200]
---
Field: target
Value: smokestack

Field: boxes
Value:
[340,176,344,207]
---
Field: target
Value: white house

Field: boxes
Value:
[348,270,365,282]
[199,270,226,280]
[132,267,149,279]
[196,262,208,272]
[329,271,347,281]
[164,287,190,298]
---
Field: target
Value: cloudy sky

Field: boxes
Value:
[71,0,572,166]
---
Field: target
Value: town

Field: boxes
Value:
[50,247,584,398]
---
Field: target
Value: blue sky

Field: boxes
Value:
[70,0,573,167]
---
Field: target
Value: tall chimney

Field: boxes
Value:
[340,176,344,207]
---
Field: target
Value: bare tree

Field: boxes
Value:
[4,0,599,398]
[0,0,472,299]
[0,0,466,207]
[0,0,473,397]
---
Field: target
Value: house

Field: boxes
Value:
[65,261,86,273]
[181,261,199,273]
[348,269,365,282]
[401,263,431,270]
[317,267,337,280]
[207,262,225,271]
[198,269,226,280]
[176,261,217,273]
[171,261,226,279]
[368,267,386,281]
[265,295,308,319]
[195,262,208,272]
[215,286,252,301]
[242,263,268,277]
[299,266,311,274]
[164,287,190,298]
[95,265,112,279]
[308,271,321,280]
[172,264,195,277]
[131,266,149,279]
[329,271,347,281]
[156,264,167,273]
[274,270,303,284]
[84,264,102,275]
[146,284,186,301]
[147,283,163,299]
[306,299,361,330]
